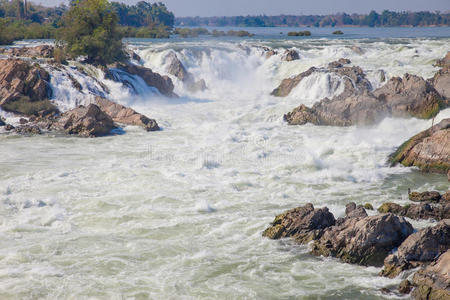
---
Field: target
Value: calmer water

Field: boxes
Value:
[0,28,449,299]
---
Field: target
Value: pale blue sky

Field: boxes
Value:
[38,0,450,17]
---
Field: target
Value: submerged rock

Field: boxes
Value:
[389,118,450,174]
[381,220,450,278]
[262,203,336,243]
[94,97,159,131]
[54,104,115,137]
[411,250,450,300]
[311,213,414,266]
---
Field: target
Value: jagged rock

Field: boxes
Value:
[311,213,414,266]
[272,67,317,97]
[399,280,413,294]
[13,125,41,135]
[345,202,368,218]
[443,191,450,202]
[411,250,450,300]
[378,202,450,221]
[262,203,336,244]
[373,73,445,119]
[54,104,115,137]
[0,45,54,58]
[381,220,450,278]
[0,59,56,115]
[108,63,176,97]
[5,124,14,131]
[127,50,142,62]
[265,49,278,59]
[328,59,351,69]
[165,52,207,92]
[390,118,449,174]
[434,51,450,69]
[283,49,300,62]
[94,97,159,132]
[409,191,442,202]
[432,68,450,100]
[19,118,28,124]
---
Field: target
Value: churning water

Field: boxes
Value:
[0,29,449,299]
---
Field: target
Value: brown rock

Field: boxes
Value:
[272,67,317,97]
[94,97,159,132]
[283,49,300,62]
[390,118,449,174]
[165,52,206,92]
[399,280,413,294]
[378,201,450,221]
[262,203,336,244]
[311,213,414,266]
[1,45,54,58]
[54,104,115,137]
[432,68,450,100]
[345,202,368,218]
[442,191,450,202]
[409,191,442,202]
[434,51,450,69]
[381,220,450,278]
[411,250,450,300]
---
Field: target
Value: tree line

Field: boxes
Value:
[0,0,175,45]
[176,11,450,27]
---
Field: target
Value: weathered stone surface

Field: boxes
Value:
[409,191,442,202]
[399,280,413,294]
[373,73,445,120]
[283,49,300,62]
[0,59,56,115]
[434,51,450,69]
[390,118,450,174]
[432,68,450,101]
[94,96,159,131]
[0,45,54,58]
[272,67,317,97]
[351,45,364,55]
[165,52,207,92]
[378,202,450,221]
[345,202,368,218]
[311,213,414,266]
[381,220,450,278]
[411,250,450,300]
[54,104,114,137]
[262,203,336,244]
[107,63,176,97]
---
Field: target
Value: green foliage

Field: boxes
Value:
[332,30,344,35]
[119,24,170,38]
[2,97,57,115]
[287,31,311,36]
[0,18,57,45]
[111,1,174,28]
[58,0,126,65]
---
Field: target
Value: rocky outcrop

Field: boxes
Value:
[272,67,317,97]
[0,45,54,58]
[389,118,449,174]
[54,104,114,137]
[107,63,176,97]
[264,203,414,267]
[435,51,450,69]
[94,96,159,131]
[409,191,442,202]
[165,52,206,92]
[377,202,450,221]
[0,59,56,115]
[262,203,335,243]
[432,68,450,101]
[311,213,414,266]
[283,49,300,62]
[411,250,450,300]
[381,220,450,278]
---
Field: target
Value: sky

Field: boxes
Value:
[37,0,450,17]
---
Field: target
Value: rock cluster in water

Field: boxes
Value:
[264,202,450,299]
[0,46,177,137]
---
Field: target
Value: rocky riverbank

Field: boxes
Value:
[263,202,450,299]
[0,45,177,137]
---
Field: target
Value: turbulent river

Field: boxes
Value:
[0,29,449,299]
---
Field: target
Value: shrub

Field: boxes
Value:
[333,30,344,35]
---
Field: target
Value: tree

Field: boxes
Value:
[58,0,126,65]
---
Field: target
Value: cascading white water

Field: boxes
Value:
[0,35,449,299]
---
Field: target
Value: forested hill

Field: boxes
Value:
[176,11,450,27]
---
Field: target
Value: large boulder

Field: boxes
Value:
[409,191,442,202]
[54,104,114,137]
[381,220,450,278]
[434,51,450,69]
[94,97,159,132]
[262,203,336,244]
[373,74,445,119]
[411,250,450,300]
[0,59,56,115]
[272,67,317,97]
[283,49,300,62]
[311,213,414,266]
[108,63,176,97]
[432,68,450,101]
[390,118,450,174]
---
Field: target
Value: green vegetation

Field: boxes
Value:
[58,0,126,65]
[287,31,311,36]
[2,97,57,115]
[332,30,344,35]
[177,11,450,27]
[172,28,254,38]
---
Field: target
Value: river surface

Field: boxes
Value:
[0,27,449,299]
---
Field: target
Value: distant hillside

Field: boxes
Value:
[176,11,450,27]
